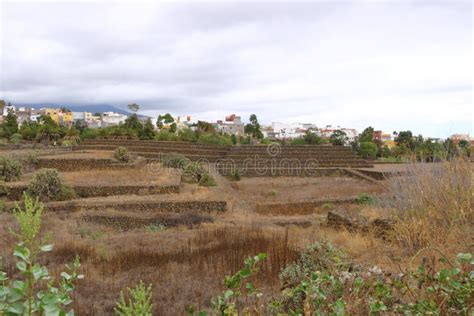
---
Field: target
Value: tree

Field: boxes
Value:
[36,115,62,144]
[123,114,142,131]
[244,114,263,139]
[395,130,415,150]
[140,118,156,140]
[3,108,19,138]
[127,103,140,113]
[359,127,374,143]
[303,130,324,145]
[359,142,377,159]
[156,113,174,129]
[329,130,348,146]
[19,121,39,141]
[196,120,214,133]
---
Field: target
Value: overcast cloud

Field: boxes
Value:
[0,1,472,137]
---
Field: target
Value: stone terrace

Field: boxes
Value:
[75,139,373,177]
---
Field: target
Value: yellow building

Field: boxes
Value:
[44,108,73,126]
[44,108,60,124]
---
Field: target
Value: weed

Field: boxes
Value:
[356,193,376,205]
[228,169,241,181]
[145,223,166,233]
[321,202,335,211]
[114,281,153,316]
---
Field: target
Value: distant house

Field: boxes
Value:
[214,114,245,136]
[451,133,470,145]
[101,112,128,127]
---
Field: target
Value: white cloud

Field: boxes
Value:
[0,1,472,137]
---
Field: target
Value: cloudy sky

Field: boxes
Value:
[0,0,472,137]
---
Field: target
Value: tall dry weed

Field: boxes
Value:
[381,158,472,253]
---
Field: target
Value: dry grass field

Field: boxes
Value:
[0,148,472,315]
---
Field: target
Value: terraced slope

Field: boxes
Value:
[75,139,373,176]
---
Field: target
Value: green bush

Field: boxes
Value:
[114,146,133,163]
[198,173,217,187]
[358,141,377,159]
[0,193,83,315]
[114,281,153,316]
[177,128,197,142]
[9,133,22,145]
[197,132,232,145]
[161,153,190,169]
[0,139,7,146]
[81,128,99,139]
[182,161,206,182]
[155,130,178,141]
[0,156,22,182]
[27,168,76,201]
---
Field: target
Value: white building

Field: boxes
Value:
[214,114,245,136]
[269,122,307,139]
[101,112,128,127]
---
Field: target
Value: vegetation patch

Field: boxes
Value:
[27,168,76,201]
[0,156,22,182]
[114,146,134,163]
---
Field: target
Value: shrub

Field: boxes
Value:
[155,130,178,141]
[161,153,190,169]
[358,141,377,159]
[114,281,153,316]
[0,139,7,146]
[114,146,133,163]
[267,242,473,315]
[0,193,83,315]
[9,133,22,145]
[25,150,39,166]
[381,158,471,253]
[198,173,217,187]
[27,168,76,201]
[197,132,232,145]
[81,128,99,139]
[0,156,22,182]
[182,161,206,182]
[177,128,197,142]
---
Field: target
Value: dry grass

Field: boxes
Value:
[381,158,473,254]
[0,213,300,315]
[59,166,180,186]
[233,177,384,204]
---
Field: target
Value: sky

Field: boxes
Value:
[0,0,472,138]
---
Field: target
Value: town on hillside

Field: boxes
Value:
[0,100,472,162]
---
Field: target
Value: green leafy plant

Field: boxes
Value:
[114,281,153,316]
[0,156,22,182]
[0,193,83,315]
[27,168,76,201]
